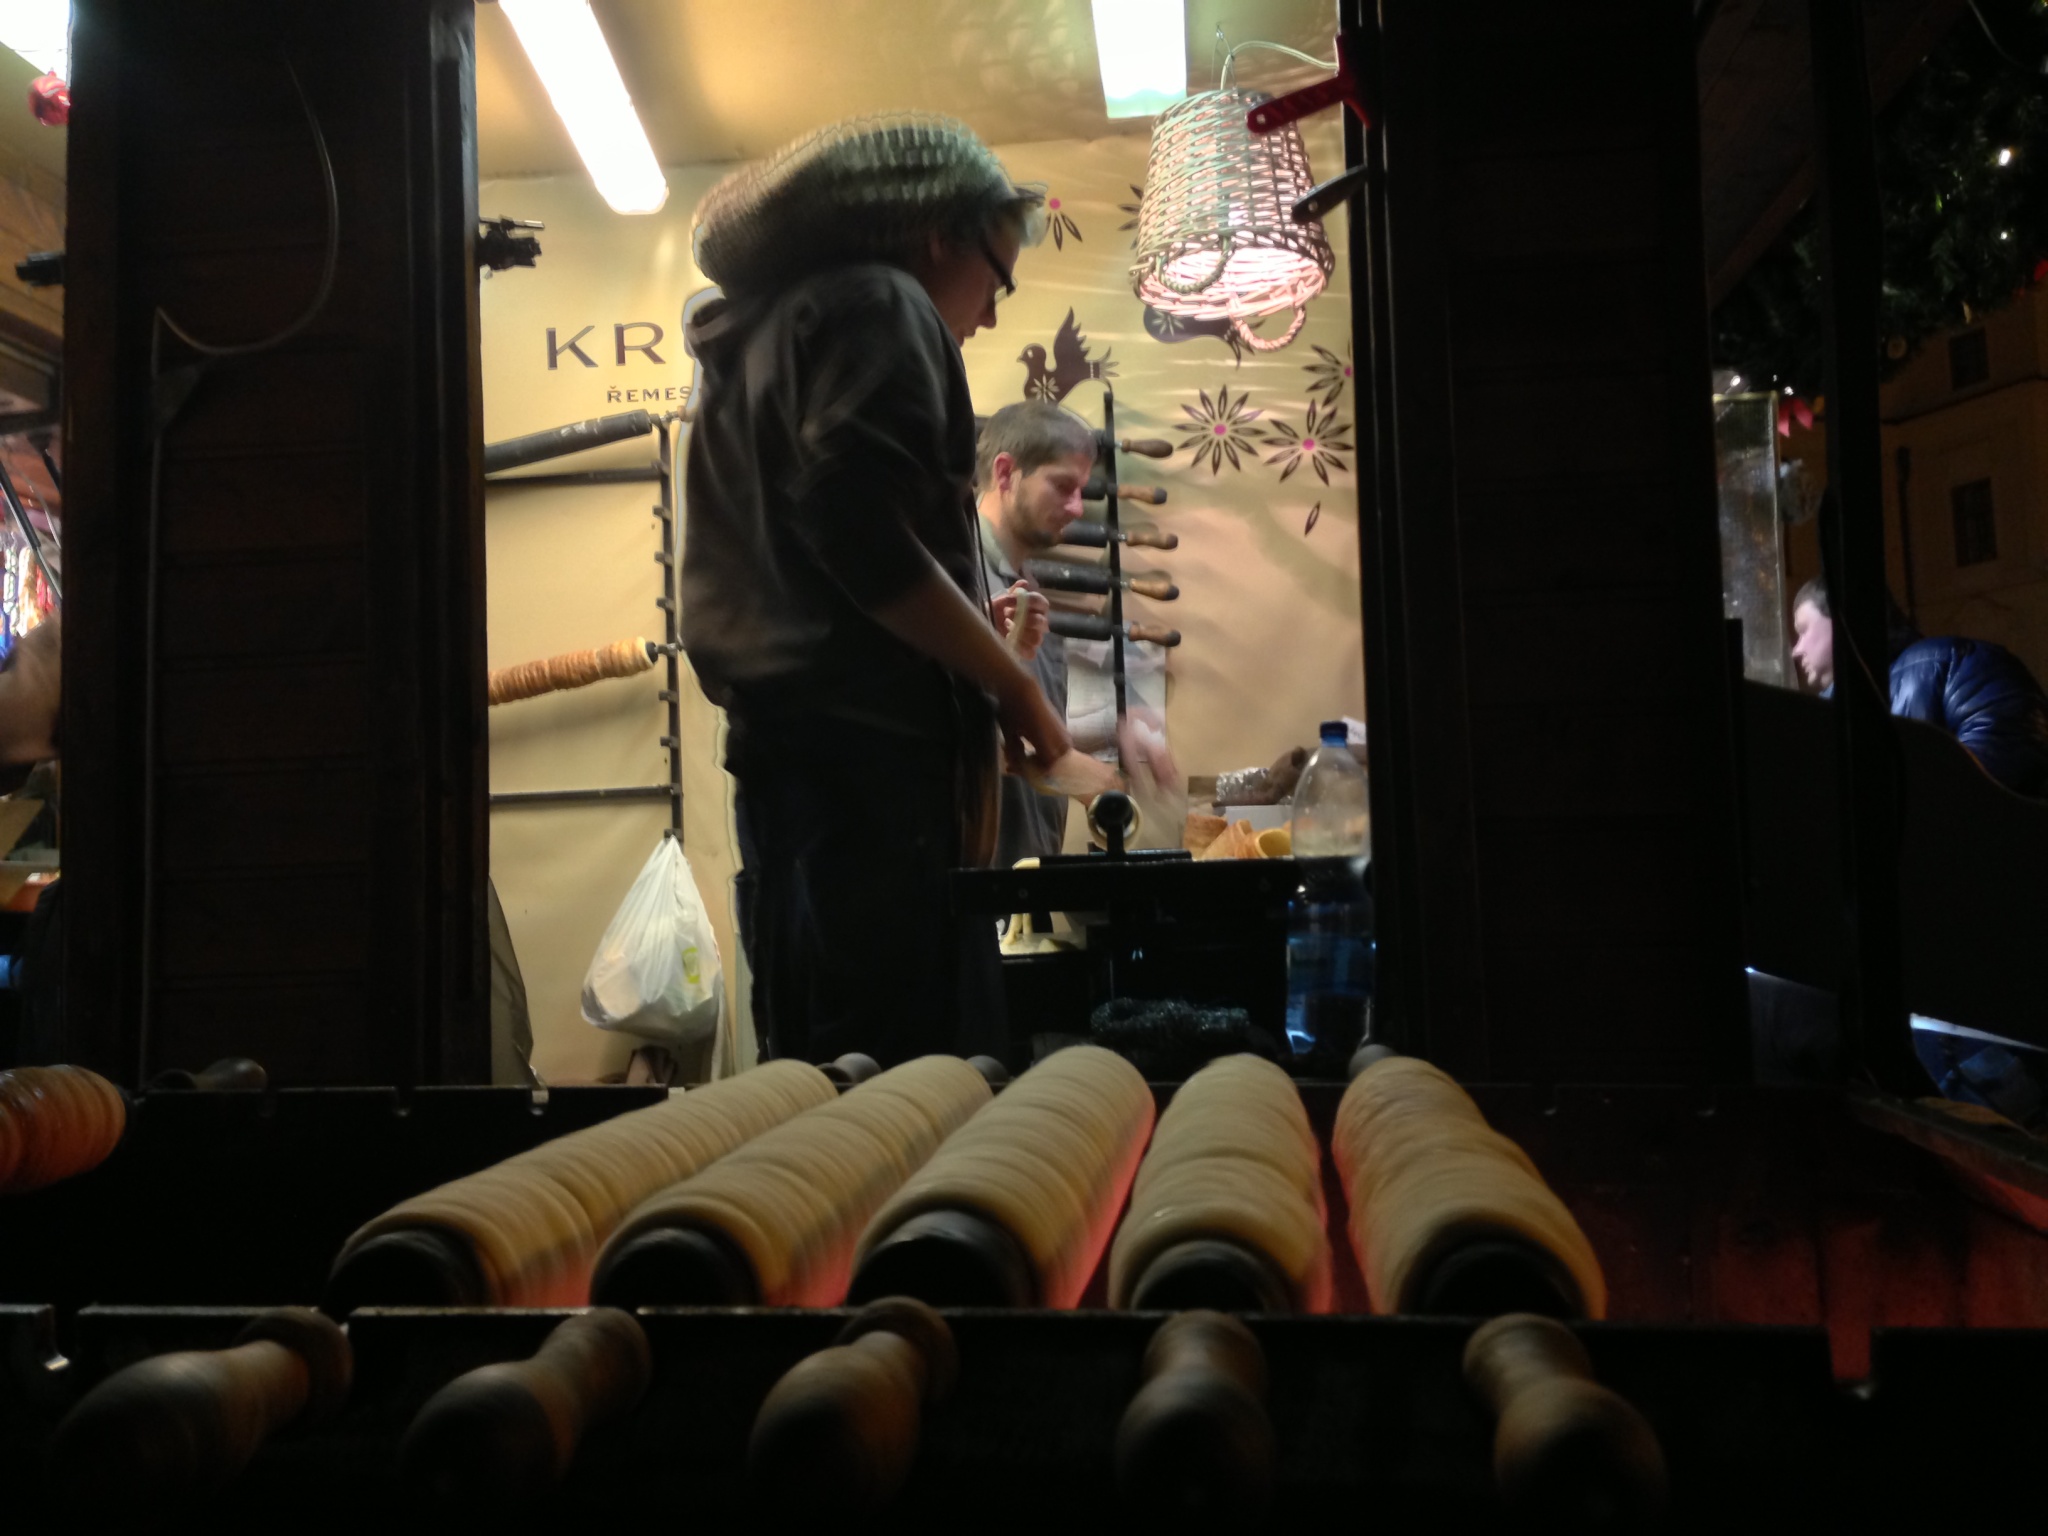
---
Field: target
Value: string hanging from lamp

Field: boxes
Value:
[1130,42,1337,353]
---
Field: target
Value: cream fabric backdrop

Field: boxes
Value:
[480,118,1359,1082]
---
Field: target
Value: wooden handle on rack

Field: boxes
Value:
[1119,526,1178,549]
[48,1308,352,1504]
[1127,622,1182,647]
[1048,614,1181,648]
[400,1308,652,1508]
[1081,478,1168,505]
[1022,560,1178,602]
[1462,1313,1666,1527]
[1055,522,1179,552]
[1115,1310,1274,1516]
[1106,435,1174,459]
[749,1297,957,1515]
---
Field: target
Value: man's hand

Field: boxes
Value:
[1117,711,1180,793]
[990,580,1050,662]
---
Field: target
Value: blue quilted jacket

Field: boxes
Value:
[1889,636,2048,799]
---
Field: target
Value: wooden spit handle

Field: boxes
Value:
[848,1207,1037,1308]
[399,1308,652,1509]
[1081,478,1168,506]
[1462,1313,1666,1527]
[591,1211,762,1309]
[325,1224,488,1314]
[1056,522,1179,551]
[147,1056,269,1093]
[48,1308,352,1505]
[1129,1238,1295,1315]
[748,1297,958,1515]
[820,1052,881,1088]
[966,1055,1011,1089]
[1115,1310,1274,1517]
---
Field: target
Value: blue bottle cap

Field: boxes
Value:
[1319,720,1348,744]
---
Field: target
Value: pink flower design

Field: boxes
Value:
[1175,386,1265,473]
[1305,343,1353,409]
[1264,402,1355,485]
[1046,195,1083,252]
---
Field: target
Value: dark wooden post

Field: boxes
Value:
[1808,0,1918,1092]
[62,0,489,1086]
[1353,0,1748,1083]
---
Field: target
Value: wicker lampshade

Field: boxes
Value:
[1131,88,1333,352]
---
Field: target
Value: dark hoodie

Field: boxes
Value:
[680,263,991,743]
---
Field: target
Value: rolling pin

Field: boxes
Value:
[1097,432,1174,458]
[1462,1313,1666,1527]
[1115,1311,1274,1517]
[1081,479,1168,505]
[399,1308,652,1510]
[48,1307,352,1505]
[748,1297,957,1515]
[1022,559,1178,602]
[1049,614,1181,648]
[1056,522,1178,551]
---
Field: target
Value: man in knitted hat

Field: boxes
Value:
[682,116,1096,1066]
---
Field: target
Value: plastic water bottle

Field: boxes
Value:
[1285,722,1373,1059]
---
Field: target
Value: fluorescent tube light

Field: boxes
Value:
[1091,0,1186,120]
[501,0,667,215]
[0,0,70,82]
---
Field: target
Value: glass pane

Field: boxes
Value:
[1713,393,1790,687]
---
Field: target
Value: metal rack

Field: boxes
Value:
[1101,388,1128,721]
[483,409,684,833]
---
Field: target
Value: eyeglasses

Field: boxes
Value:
[979,235,1016,303]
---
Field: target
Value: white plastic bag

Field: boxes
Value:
[581,836,723,1048]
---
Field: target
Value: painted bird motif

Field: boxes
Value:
[1143,304,1246,365]
[1018,309,1118,402]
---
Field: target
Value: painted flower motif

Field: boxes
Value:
[1264,402,1355,485]
[1046,194,1083,251]
[1117,184,1144,247]
[1304,502,1322,537]
[1175,385,1265,473]
[1304,342,1354,408]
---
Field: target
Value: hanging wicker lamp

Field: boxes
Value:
[1131,87,1333,353]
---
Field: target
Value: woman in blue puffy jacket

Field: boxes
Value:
[1790,576,2048,798]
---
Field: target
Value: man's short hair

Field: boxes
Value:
[1793,574,1924,661]
[975,402,1096,492]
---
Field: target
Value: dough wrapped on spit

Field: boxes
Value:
[591,1056,992,1307]
[1335,1055,1604,1318]
[327,1060,836,1309]
[0,1065,127,1195]
[853,1045,1154,1308]
[1109,1053,1331,1313]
